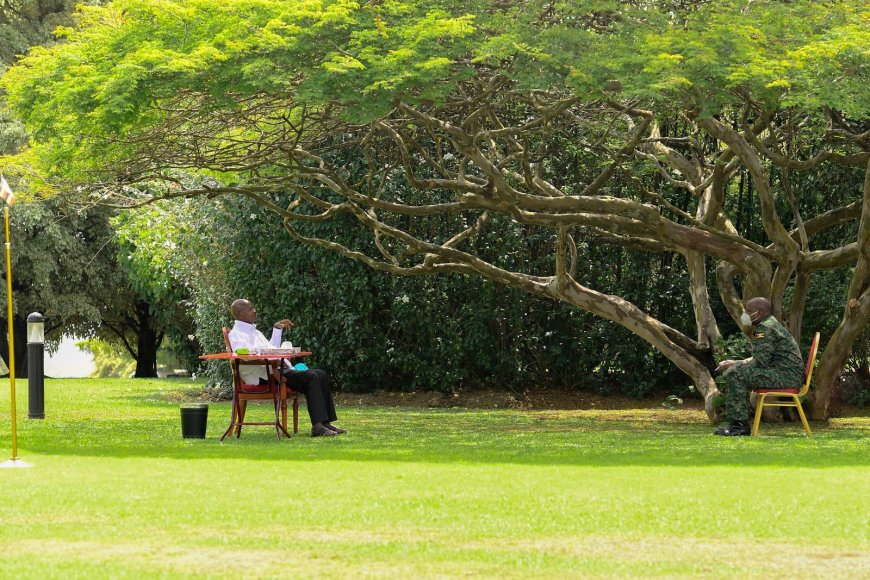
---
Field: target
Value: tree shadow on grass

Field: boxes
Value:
[6,394,869,468]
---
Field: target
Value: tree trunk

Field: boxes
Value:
[0,317,29,378]
[787,271,811,343]
[550,276,721,419]
[811,296,870,419]
[810,159,870,419]
[133,302,160,378]
[686,251,720,351]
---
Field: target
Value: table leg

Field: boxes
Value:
[220,392,239,442]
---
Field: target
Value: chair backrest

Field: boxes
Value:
[222,326,242,389]
[222,326,279,392]
[222,327,233,353]
[799,332,821,396]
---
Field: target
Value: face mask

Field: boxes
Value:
[740,312,753,326]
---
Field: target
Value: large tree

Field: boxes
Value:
[3,0,868,417]
[0,200,124,376]
[107,208,199,377]
[1,0,189,378]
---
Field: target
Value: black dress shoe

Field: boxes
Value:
[714,421,751,436]
[311,425,337,437]
[325,424,347,434]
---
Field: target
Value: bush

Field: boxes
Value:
[116,195,716,398]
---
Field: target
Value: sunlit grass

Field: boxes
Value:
[0,378,868,578]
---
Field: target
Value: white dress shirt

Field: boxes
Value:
[227,320,283,385]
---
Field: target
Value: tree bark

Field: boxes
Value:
[810,159,870,419]
[548,275,720,417]
[0,317,28,378]
[686,251,719,351]
[787,271,811,343]
[133,301,161,378]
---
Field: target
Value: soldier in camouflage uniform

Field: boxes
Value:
[714,297,804,436]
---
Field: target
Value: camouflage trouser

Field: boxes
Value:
[717,363,801,422]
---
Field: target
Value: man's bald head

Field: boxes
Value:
[746,297,771,324]
[231,299,256,323]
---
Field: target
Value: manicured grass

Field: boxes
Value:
[1,378,868,578]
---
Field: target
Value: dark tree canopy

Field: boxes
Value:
[0,200,121,375]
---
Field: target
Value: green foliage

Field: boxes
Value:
[2,0,478,180]
[0,196,197,376]
[76,337,136,377]
[0,199,123,347]
[0,0,89,65]
[0,1,102,155]
[111,206,200,370]
[1,0,868,396]
[108,197,241,384]
[546,0,870,116]
[77,337,189,377]
[133,194,692,397]
[5,1,867,183]
[716,333,752,362]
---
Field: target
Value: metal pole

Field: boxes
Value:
[4,206,18,459]
[0,179,30,468]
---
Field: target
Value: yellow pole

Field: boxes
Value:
[4,205,18,461]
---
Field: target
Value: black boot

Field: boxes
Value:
[714,420,751,436]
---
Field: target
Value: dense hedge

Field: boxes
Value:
[160,194,694,396]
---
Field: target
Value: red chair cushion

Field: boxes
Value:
[240,383,271,394]
[753,388,799,394]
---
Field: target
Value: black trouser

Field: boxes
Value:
[281,368,337,426]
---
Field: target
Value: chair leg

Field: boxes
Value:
[278,383,289,437]
[793,395,812,437]
[751,394,766,436]
[293,396,299,434]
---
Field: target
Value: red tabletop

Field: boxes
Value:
[199,352,312,361]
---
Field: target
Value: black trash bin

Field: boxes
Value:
[180,404,209,438]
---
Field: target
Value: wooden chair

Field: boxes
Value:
[220,327,299,441]
[751,332,820,437]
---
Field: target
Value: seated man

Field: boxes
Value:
[228,298,345,437]
[714,297,804,436]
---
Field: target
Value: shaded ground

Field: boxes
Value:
[333,388,706,411]
[336,388,870,420]
[187,381,869,417]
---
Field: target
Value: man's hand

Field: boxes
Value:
[717,359,737,371]
[273,319,294,330]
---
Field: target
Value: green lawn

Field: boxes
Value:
[0,378,868,578]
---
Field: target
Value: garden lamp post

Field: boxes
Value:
[27,312,44,419]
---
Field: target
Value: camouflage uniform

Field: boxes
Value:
[718,315,804,422]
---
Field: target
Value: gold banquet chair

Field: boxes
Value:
[751,332,820,437]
